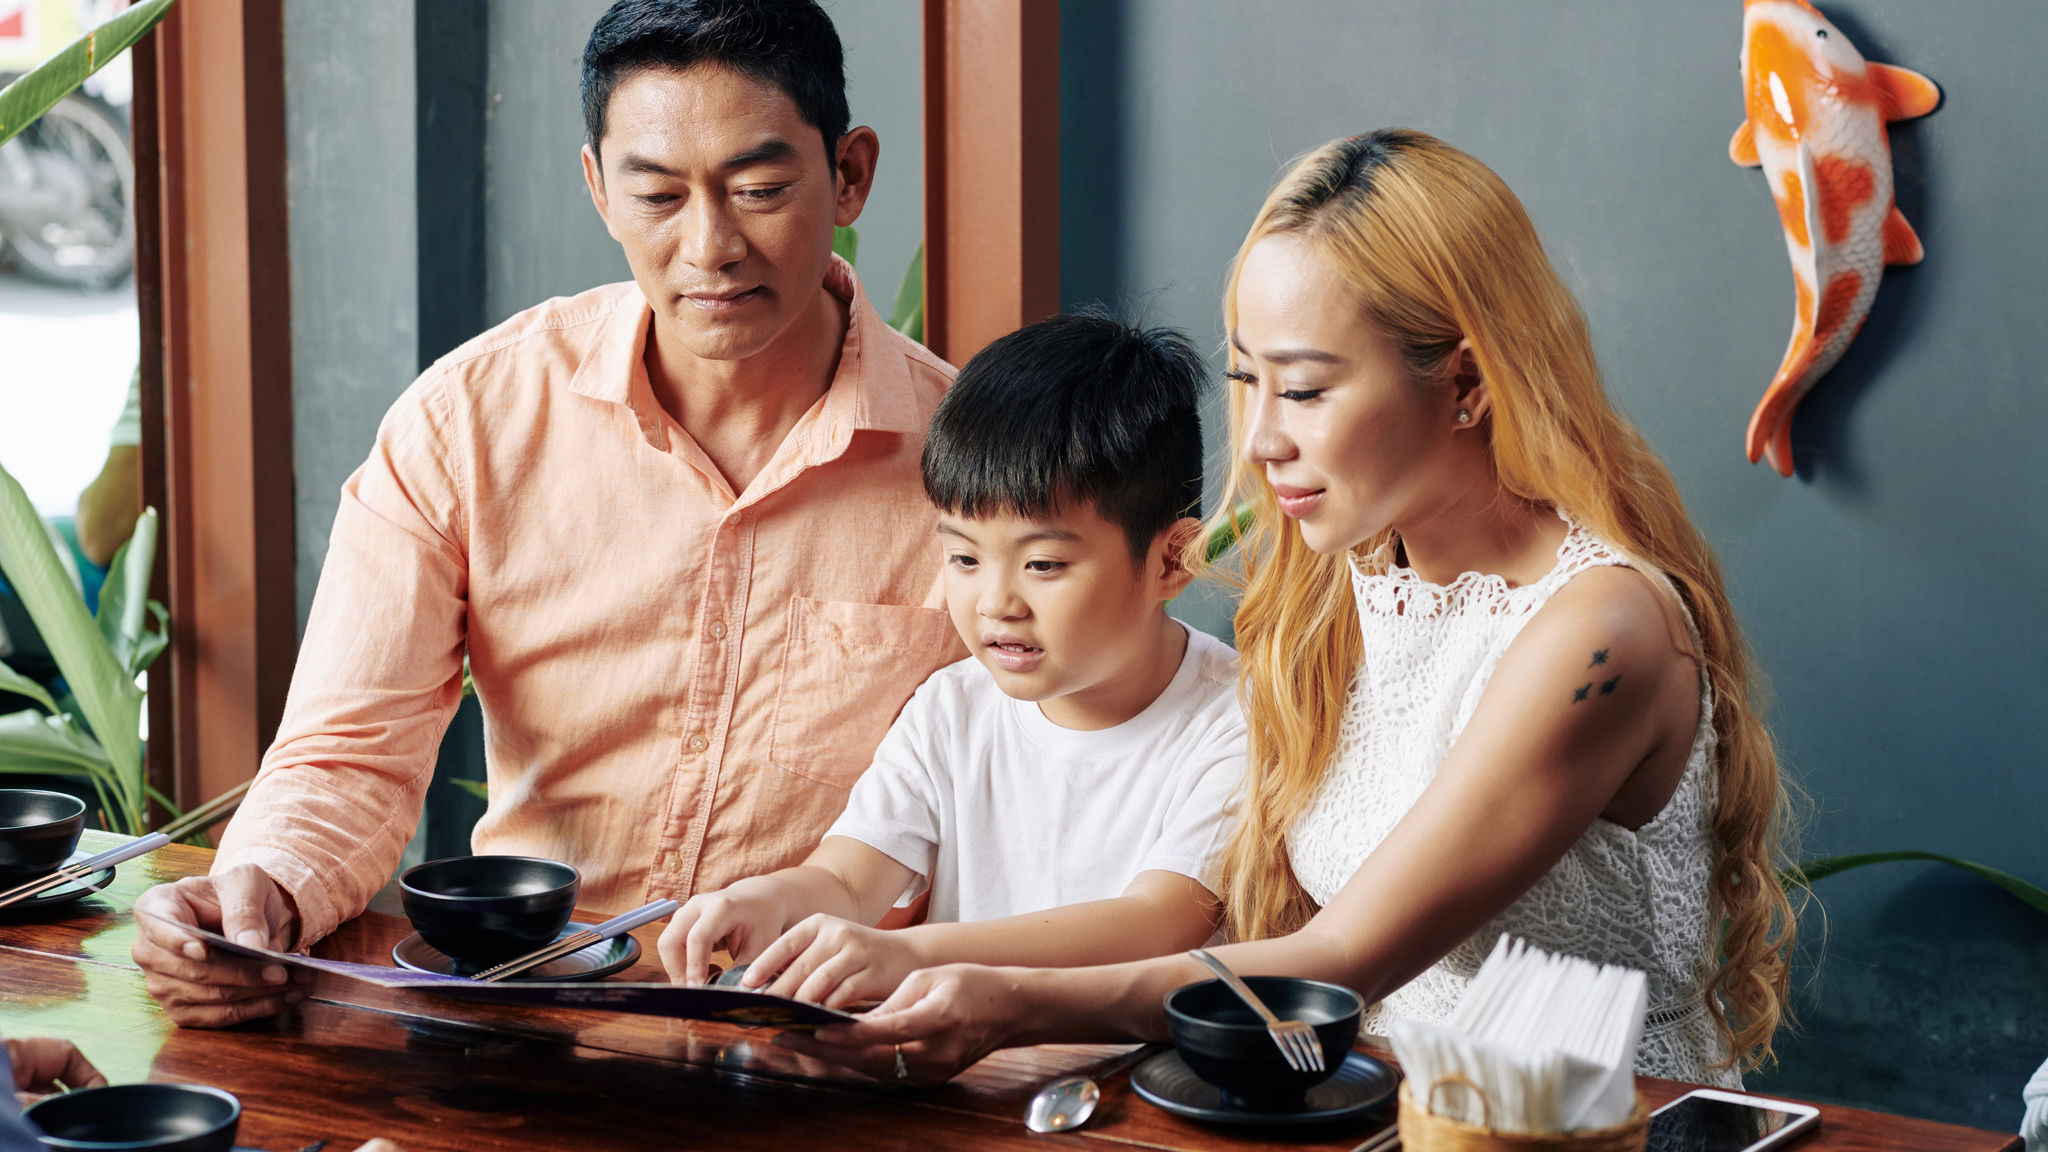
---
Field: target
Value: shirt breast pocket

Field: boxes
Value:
[769,597,957,788]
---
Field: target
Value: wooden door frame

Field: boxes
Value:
[132,0,295,814]
[921,0,1060,367]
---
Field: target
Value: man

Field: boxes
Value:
[133,0,961,1027]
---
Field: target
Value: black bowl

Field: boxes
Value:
[26,1083,241,1151]
[399,855,580,972]
[0,788,87,884]
[1164,976,1364,1111]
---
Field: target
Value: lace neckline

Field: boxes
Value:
[1350,507,1583,601]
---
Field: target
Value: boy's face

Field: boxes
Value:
[937,504,1196,731]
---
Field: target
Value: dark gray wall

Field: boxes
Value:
[284,0,418,631]
[826,0,924,309]
[1062,0,2047,1131]
[481,0,624,324]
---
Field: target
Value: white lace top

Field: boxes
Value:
[1288,514,1739,1087]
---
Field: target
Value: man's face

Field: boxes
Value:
[583,64,868,362]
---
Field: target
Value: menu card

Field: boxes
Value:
[167,921,858,1031]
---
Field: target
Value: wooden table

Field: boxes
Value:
[0,833,2021,1152]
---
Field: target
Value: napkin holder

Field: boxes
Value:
[1398,1076,1650,1152]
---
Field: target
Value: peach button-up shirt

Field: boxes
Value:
[216,259,963,944]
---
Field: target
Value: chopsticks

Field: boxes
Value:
[1346,1119,1400,1152]
[472,898,680,982]
[0,778,250,910]
[0,832,170,910]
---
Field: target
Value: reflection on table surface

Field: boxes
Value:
[0,832,2022,1152]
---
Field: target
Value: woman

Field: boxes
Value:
[786,129,1796,1087]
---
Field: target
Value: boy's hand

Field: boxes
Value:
[744,914,926,1008]
[658,876,802,986]
[6,1036,107,1100]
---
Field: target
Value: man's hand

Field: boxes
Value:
[745,914,924,1008]
[657,876,804,986]
[776,963,1029,1086]
[131,864,312,1028]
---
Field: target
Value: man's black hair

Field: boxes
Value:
[581,0,849,162]
[923,314,1208,562]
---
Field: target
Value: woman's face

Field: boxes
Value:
[1230,233,1467,555]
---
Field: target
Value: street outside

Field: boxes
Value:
[0,267,138,516]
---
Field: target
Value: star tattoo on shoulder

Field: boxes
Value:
[1600,675,1622,696]
[1572,683,1591,703]
[1590,649,1609,667]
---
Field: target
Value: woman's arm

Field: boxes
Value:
[901,870,1221,969]
[792,567,1703,1078]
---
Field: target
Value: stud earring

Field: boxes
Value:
[1457,409,1472,424]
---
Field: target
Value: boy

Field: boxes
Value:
[656,314,1246,1007]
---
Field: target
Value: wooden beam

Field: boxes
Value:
[137,0,296,812]
[131,10,172,824]
[921,0,1060,366]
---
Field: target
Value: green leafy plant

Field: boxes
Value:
[831,224,859,267]
[1785,850,2048,915]
[1202,503,1255,564]
[0,462,172,834]
[833,225,924,343]
[886,243,924,343]
[0,0,177,148]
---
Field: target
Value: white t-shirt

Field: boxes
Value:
[826,624,1246,925]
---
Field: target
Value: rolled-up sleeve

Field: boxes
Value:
[212,380,469,946]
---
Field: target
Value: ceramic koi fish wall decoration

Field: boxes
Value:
[1730,0,1939,476]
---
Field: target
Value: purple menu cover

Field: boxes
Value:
[166,920,857,1031]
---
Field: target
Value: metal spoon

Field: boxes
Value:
[1023,1043,1169,1133]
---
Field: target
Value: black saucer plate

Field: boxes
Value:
[1131,1049,1398,1128]
[392,922,641,981]
[0,849,116,916]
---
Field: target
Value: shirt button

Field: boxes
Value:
[709,619,727,640]
[665,852,684,875]
[688,733,709,754]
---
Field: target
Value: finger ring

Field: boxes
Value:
[893,1043,910,1082]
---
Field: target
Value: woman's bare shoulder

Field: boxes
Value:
[1528,563,1696,670]
[1478,563,1700,751]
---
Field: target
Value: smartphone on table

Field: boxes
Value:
[1646,1088,1821,1152]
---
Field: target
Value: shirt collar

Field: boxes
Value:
[567,256,923,450]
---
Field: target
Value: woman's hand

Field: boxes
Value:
[775,963,1031,1085]
[745,914,925,1008]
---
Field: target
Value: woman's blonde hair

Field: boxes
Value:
[1205,129,1798,1071]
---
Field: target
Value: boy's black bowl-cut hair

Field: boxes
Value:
[923,313,1207,561]
[582,0,848,161]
